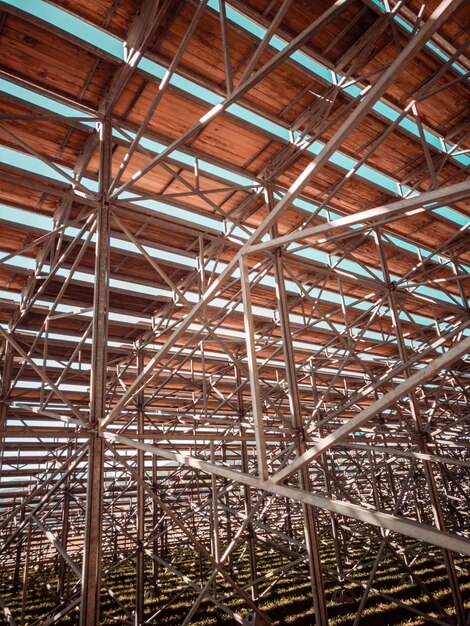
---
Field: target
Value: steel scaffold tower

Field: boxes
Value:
[0,0,469,624]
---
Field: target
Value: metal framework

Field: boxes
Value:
[0,0,469,624]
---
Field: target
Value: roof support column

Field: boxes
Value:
[80,113,112,626]
[240,257,269,481]
[267,183,328,625]
[0,338,12,467]
[151,456,160,587]
[57,443,73,600]
[235,365,259,600]
[135,346,145,625]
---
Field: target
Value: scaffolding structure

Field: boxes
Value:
[0,0,469,624]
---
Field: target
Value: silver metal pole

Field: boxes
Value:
[135,347,145,625]
[268,183,328,625]
[80,113,112,626]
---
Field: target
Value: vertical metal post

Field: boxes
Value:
[57,443,72,599]
[210,441,220,596]
[20,519,33,626]
[80,114,112,626]
[12,509,24,594]
[0,339,12,458]
[313,357,345,581]
[267,183,328,625]
[222,442,233,572]
[136,346,145,625]
[235,365,259,600]
[240,257,269,481]
[152,455,159,586]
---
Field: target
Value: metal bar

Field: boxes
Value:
[268,183,328,625]
[219,0,234,94]
[237,0,293,86]
[239,256,269,481]
[246,177,470,256]
[80,113,112,626]
[135,347,145,625]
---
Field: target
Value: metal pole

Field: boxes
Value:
[152,455,160,587]
[11,508,24,594]
[267,183,328,625]
[235,365,259,600]
[210,441,221,596]
[239,257,269,481]
[80,113,112,626]
[0,339,13,457]
[57,443,72,599]
[20,519,33,626]
[136,346,145,625]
